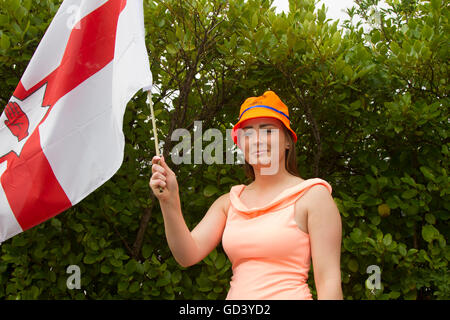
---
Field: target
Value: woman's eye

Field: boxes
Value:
[242,129,275,136]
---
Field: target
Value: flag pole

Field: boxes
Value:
[147,89,163,193]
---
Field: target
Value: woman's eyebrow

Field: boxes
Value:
[242,124,277,129]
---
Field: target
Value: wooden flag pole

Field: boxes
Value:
[147,90,163,193]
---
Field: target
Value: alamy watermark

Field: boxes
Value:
[366,265,381,295]
[66,265,81,290]
[167,121,282,175]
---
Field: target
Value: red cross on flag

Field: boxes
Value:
[0,0,152,243]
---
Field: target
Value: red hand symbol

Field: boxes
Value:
[4,102,30,141]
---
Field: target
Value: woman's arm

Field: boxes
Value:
[150,155,229,268]
[159,192,228,267]
[306,184,343,300]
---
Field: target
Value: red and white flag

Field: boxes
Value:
[0,0,152,243]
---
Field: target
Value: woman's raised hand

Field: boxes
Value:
[149,155,179,202]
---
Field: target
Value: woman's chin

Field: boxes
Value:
[248,154,274,166]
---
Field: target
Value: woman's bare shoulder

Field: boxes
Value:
[209,192,231,219]
[217,192,231,218]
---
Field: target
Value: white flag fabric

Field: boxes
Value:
[0,0,152,243]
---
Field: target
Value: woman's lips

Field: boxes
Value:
[252,150,269,156]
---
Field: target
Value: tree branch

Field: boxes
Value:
[132,205,153,261]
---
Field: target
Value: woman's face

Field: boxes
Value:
[236,117,289,171]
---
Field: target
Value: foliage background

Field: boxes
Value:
[0,0,448,299]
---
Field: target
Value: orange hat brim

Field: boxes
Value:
[231,106,297,146]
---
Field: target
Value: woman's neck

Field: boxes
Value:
[249,165,296,192]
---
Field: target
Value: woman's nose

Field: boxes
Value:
[255,129,271,142]
[251,131,270,147]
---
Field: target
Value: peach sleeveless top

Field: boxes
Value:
[222,178,333,300]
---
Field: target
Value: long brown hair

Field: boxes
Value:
[243,126,301,182]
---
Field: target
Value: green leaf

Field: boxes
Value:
[118,280,128,292]
[215,253,226,269]
[421,25,433,41]
[203,185,218,197]
[370,165,378,176]
[109,258,123,267]
[151,254,161,266]
[318,7,326,24]
[251,12,258,29]
[136,262,145,275]
[1,33,11,50]
[171,270,182,284]
[0,14,9,26]
[333,143,344,153]
[425,213,436,225]
[383,234,392,246]
[9,0,20,11]
[125,260,137,275]
[72,223,84,232]
[166,44,177,55]
[401,174,416,187]
[88,238,99,251]
[347,259,359,272]
[129,281,140,293]
[343,65,353,79]
[287,27,295,50]
[350,228,363,243]
[401,189,418,199]
[370,214,381,225]
[422,225,439,243]
[371,30,381,43]
[196,275,213,292]
[142,244,152,259]
[390,41,400,55]
[157,19,165,28]
[11,235,28,247]
[100,264,111,274]
[156,270,171,287]
[114,248,125,260]
[51,218,62,230]
[398,244,407,256]
[83,254,97,264]
[431,0,441,11]
[332,31,341,48]
[377,177,389,189]
[420,166,435,181]
[386,196,399,209]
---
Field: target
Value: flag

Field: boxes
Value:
[0,0,152,243]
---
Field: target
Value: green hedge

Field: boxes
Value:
[0,0,448,299]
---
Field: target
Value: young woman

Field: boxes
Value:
[149,91,343,300]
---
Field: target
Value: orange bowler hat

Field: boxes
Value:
[231,90,297,145]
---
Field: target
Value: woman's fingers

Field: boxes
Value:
[157,155,174,175]
[150,179,166,188]
[150,155,178,198]
[152,157,166,175]
[150,180,166,191]
[152,171,166,182]
[150,173,166,188]
[152,163,166,175]
[152,156,175,179]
